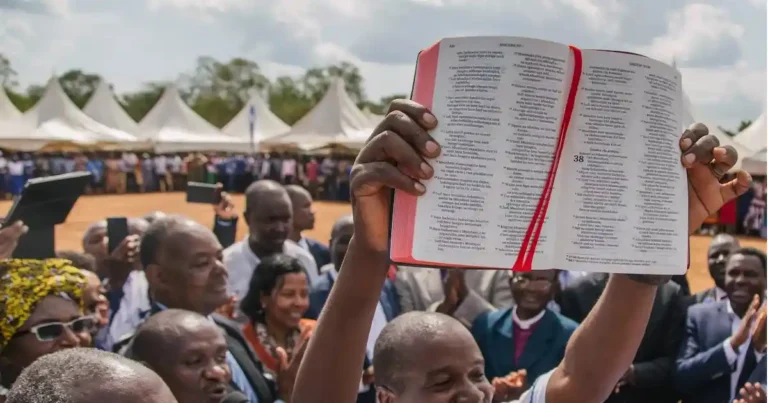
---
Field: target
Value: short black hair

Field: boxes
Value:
[729,247,767,276]
[130,309,217,366]
[55,251,97,272]
[6,348,160,403]
[373,312,465,393]
[139,214,196,268]
[240,254,307,323]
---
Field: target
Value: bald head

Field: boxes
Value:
[7,348,176,403]
[373,312,477,393]
[708,233,741,289]
[285,184,311,201]
[245,180,290,211]
[709,233,740,251]
[144,211,167,224]
[331,215,354,240]
[130,309,221,367]
[139,215,215,269]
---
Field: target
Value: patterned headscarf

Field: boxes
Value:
[0,259,86,351]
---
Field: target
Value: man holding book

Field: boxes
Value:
[290,97,751,403]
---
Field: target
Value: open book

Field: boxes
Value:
[389,36,689,275]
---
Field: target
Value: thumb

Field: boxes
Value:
[276,347,289,372]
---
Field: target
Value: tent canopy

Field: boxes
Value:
[734,112,766,153]
[222,91,289,143]
[138,84,250,153]
[0,87,22,121]
[740,147,766,176]
[0,77,137,151]
[83,80,141,135]
[262,78,373,150]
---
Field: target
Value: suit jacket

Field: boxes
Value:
[305,271,400,321]
[691,287,720,305]
[675,301,764,403]
[304,238,331,273]
[394,266,513,327]
[560,273,686,403]
[472,308,577,382]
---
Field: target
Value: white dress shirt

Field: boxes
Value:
[106,270,151,351]
[224,238,319,302]
[722,301,766,401]
[326,263,388,393]
[512,306,546,330]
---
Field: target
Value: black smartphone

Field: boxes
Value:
[106,217,129,254]
[186,182,220,204]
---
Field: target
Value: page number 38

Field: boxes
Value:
[573,155,584,163]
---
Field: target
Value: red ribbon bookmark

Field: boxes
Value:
[512,45,584,272]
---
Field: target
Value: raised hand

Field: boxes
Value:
[0,221,28,259]
[735,383,767,403]
[732,295,761,350]
[492,369,527,402]
[350,99,439,254]
[681,123,751,233]
[213,183,237,220]
[751,304,767,353]
[276,332,311,402]
[436,270,469,315]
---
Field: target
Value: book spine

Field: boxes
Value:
[512,45,584,271]
[389,42,441,262]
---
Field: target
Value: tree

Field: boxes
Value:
[301,62,366,104]
[121,82,168,122]
[0,54,18,88]
[720,120,753,137]
[58,69,102,108]
[268,76,313,125]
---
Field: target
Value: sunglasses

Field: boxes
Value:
[13,317,95,342]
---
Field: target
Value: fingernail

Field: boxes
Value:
[414,182,426,193]
[425,141,439,155]
[422,112,437,126]
[683,153,696,165]
[15,221,23,227]
[420,162,433,177]
[22,226,28,234]
[681,138,692,150]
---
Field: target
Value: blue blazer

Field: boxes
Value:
[305,238,331,273]
[675,300,764,403]
[471,308,577,382]
[305,271,400,322]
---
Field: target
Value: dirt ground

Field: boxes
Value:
[3,192,764,294]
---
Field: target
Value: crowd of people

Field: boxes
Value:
[0,151,354,201]
[0,99,765,403]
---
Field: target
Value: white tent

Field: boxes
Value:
[0,87,22,121]
[138,84,249,153]
[740,147,766,176]
[222,91,289,147]
[362,106,385,127]
[261,78,373,150]
[0,77,137,151]
[84,80,141,135]
[734,112,766,153]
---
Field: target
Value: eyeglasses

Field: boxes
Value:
[12,316,95,342]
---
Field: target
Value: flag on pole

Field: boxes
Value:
[248,104,257,153]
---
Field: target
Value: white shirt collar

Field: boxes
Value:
[297,237,309,251]
[512,306,546,330]
[715,287,728,301]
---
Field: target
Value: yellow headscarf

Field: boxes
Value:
[0,259,86,351]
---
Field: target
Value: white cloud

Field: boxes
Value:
[636,4,744,67]
[556,0,624,34]
[681,60,766,105]
[145,0,251,13]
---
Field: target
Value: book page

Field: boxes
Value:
[411,36,573,269]
[553,50,688,274]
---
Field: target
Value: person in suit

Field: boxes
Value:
[692,234,741,305]
[394,264,512,328]
[676,247,767,403]
[304,215,399,403]
[285,185,331,271]
[130,309,250,403]
[471,269,577,401]
[559,272,687,403]
[116,215,300,403]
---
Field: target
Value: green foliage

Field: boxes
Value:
[720,120,753,137]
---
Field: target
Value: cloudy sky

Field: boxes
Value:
[0,0,765,129]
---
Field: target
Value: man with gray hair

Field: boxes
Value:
[6,348,176,403]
